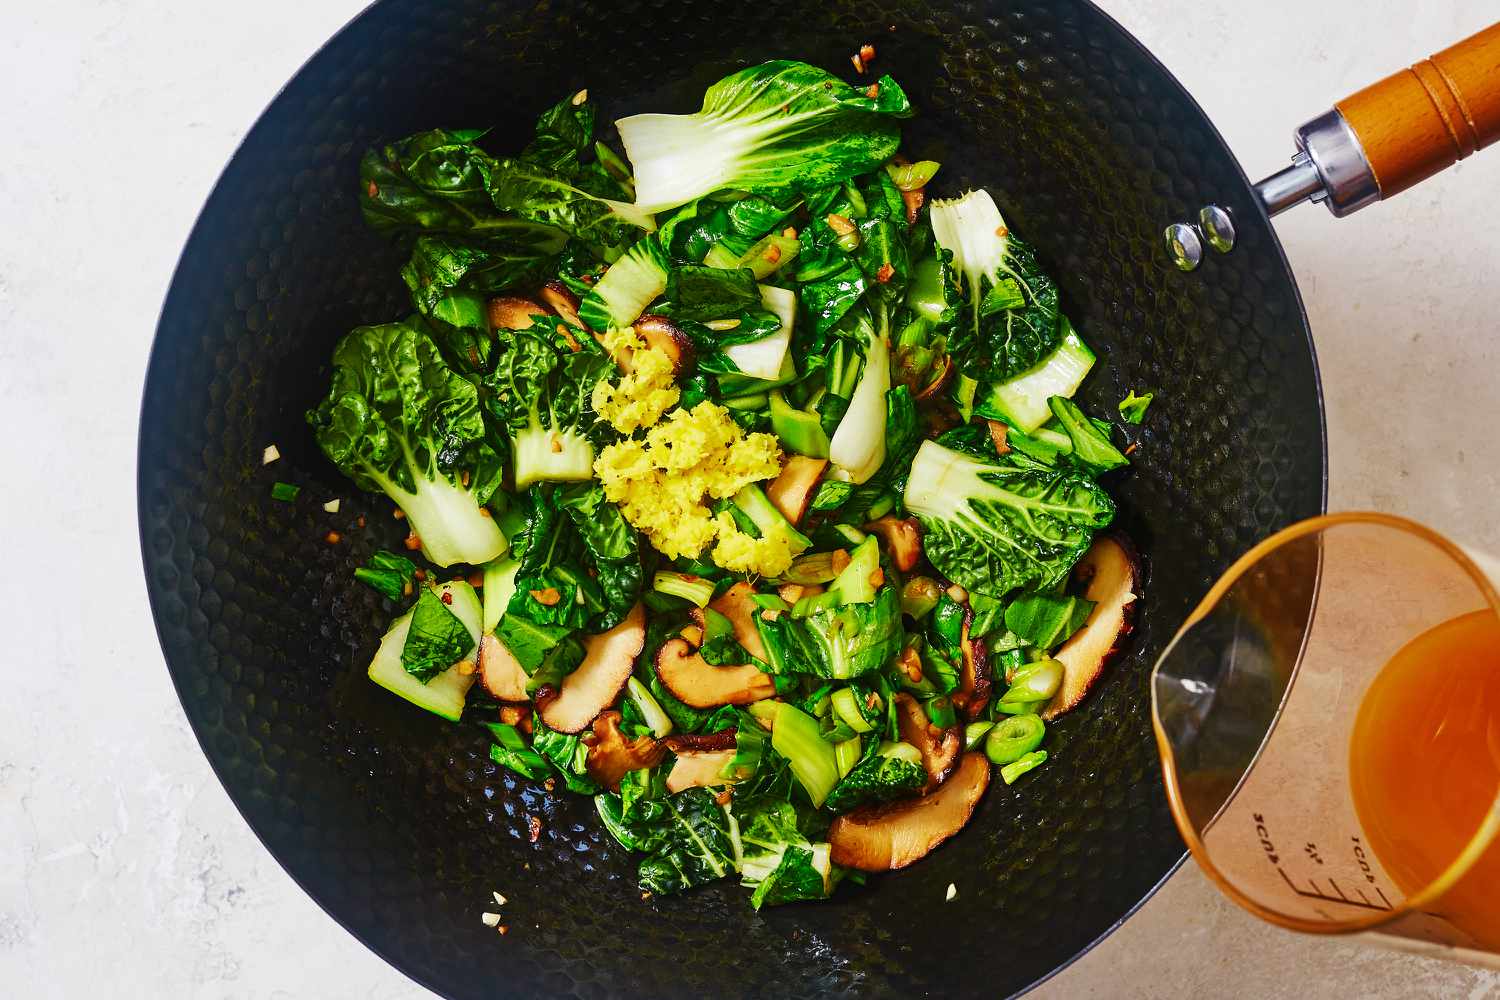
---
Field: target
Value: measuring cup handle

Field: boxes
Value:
[1255,21,1500,217]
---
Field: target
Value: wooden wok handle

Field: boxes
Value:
[1335,21,1500,199]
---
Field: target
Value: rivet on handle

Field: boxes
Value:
[1198,205,1236,253]
[1165,223,1204,272]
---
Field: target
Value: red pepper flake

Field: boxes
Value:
[860,43,876,63]
[527,815,543,843]
[825,213,856,236]
[580,273,595,284]
[467,570,485,588]
[869,567,885,589]
[356,515,366,529]
[851,53,865,74]
[1124,442,1139,456]
[544,777,557,793]
[392,508,406,520]
[995,225,1009,238]
[529,587,562,606]
[479,507,492,518]
[441,590,453,605]
[865,83,880,99]
[902,188,925,225]
[498,925,509,936]
[763,244,782,264]
[404,532,422,551]
[875,262,894,284]
[413,568,427,581]
[324,531,341,545]
[782,226,798,239]
[714,788,733,806]
[366,180,379,198]
[460,469,470,487]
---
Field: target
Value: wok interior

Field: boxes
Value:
[139,0,1323,995]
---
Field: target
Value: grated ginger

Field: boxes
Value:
[591,327,679,434]
[595,402,783,568]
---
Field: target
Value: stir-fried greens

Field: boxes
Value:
[310,59,1143,910]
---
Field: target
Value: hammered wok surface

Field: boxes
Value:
[139,0,1326,995]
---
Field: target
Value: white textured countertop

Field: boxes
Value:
[3,1,1499,996]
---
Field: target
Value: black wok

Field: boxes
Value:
[139,1,1328,995]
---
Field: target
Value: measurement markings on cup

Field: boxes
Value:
[1254,815,1394,912]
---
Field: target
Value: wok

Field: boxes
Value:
[141,1,1493,995]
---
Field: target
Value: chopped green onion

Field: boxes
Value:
[270,482,300,502]
[652,570,716,607]
[831,523,867,546]
[1001,658,1064,703]
[751,593,791,612]
[831,687,876,733]
[963,720,995,751]
[999,750,1048,785]
[792,591,839,618]
[747,699,780,724]
[733,233,801,279]
[780,551,841,584]
[900,576,942,620]
[985,715,1045,765]
[924,695,958,730]
[864,491,897,521]
[885,159,941,191]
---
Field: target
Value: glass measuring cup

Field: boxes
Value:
[1152,512,1500,965]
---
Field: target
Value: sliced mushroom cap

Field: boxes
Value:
[895,692,960,791]
[477,634,530,702]
[829,752,989,871]
[953,607,994,721]
[662,729,737,753]
[704,581,768,662]
[654,637,777,708]
[863,515,923,572]
[486,296,546,331]
[665,748,737,793]
[584,710,665,791]
[1042,534,1141,721]
[538,280,584,328]
[537,603,646,733]
[767,455,829,527]
[632,314,694,376]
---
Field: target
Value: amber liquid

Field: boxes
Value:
[1349,610,1500,948]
